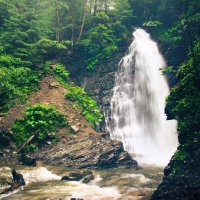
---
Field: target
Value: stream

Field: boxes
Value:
[0,165,163,200]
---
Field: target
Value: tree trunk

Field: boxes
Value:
[104,0,109,11]
[71,10,75,48]
[77,0,87,43]
[55,0,60,41]
[17,134,35,153]
[94,0,98,16]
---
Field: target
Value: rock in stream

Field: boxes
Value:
[29,135,138,169]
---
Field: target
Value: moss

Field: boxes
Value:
[174,149,189,161]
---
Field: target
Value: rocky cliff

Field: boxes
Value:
[30,135,138,169]
[150,146,200,200]
[68,50,126,132]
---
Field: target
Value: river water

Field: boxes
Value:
[0,165,163,200]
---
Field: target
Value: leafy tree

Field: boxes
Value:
[79,24,119,69]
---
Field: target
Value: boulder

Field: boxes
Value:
[151,148,200,200]
[49,82,59,89]
[1,170,25,195]
[1,183,22,194]
[3,149,10,153]
[0,177,9,188]
[61,169,94,183]
[71,125,79,133]
[30,135,138,169]
[82,174,95,184]
[19,154,37,166]
[0,113,7,117]
[71,198,84,200]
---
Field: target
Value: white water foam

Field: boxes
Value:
[106,28,178,165]
[20,167,61,184]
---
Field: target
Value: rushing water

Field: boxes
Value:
[106,28,178,165]
[0,165,163,200]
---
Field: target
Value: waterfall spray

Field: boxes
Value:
[106,28,178,165]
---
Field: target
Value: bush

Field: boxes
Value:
[35,38,70,62]
[65,84,103,127]
[0,67,41,112]
[79,24,119,70]
[11,104,67,152]
[0,55,23,67]
[165,40,200,173]
[51,63,70,87]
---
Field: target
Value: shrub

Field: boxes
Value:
[35,38,70,61]
[51,63,70,87]
[0,67,41,112]
[11,104,67,152]
[65,84,103,127]
[43,62,70,87]
[0,55,22,67]
[79,24,119,70]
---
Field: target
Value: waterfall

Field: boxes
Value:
[106,28,178,166]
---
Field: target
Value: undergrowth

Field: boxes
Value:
[0,67,41,112]
[65,84,103,127]
[11,104,67,152]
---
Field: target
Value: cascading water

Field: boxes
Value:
[106,28,178,165]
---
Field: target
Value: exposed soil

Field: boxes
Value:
[0,75,97,139]
[0,75,98,166]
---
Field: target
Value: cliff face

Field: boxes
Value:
[150,146,200,200]
[30,134,138,169]
[68,50,126,132]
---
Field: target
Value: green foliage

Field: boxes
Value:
[165,40,200,174]
[166,40,200,137]
[0,0,134,73]
[0,0,70,68]
[143,20,162,27]
[0,55,23,67]
[11,104,67,152]
[65,84,103,126]
[174,149,189,161]
[70,0,134,70]
[43,62,70,87]
[161,66,176,75]
[51,63,70,87]
[35,38,70,62]
[113,0,134,29]
[0,67,41,112]
[79,24,119,69]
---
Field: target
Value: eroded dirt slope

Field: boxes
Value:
[0,76,138,169]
